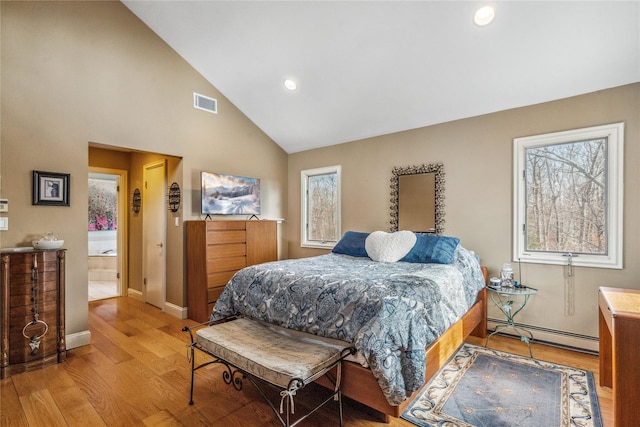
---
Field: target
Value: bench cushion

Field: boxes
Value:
[196,318,343,389]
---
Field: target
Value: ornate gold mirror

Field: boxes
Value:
[389,163,445,234]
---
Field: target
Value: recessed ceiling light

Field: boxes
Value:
[283,79,297,91]
[474,5,495,26]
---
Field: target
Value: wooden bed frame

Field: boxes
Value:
[316,271,488,422]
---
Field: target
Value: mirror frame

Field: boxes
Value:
[389,162,445,234]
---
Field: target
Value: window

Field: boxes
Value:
[513,123,624,269]
[301,165,341,248]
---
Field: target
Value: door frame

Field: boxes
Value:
[88,167,128,297]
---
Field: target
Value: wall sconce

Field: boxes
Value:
[132,188,141,214]
[167,182,180,212]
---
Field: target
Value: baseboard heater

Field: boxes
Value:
[487,318,599,355]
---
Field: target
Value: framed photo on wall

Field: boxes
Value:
[32,170,70,206]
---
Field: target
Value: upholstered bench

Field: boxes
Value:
[183,317,354,427]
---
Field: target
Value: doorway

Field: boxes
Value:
[88,168,128,301]
[88,144,181,310]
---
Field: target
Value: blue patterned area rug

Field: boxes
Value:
[401,343,602,427]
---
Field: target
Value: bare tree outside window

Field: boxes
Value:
[513,123,623,269]
[308,173,338,242]
[525,138,606,254]
[301,165,341,248]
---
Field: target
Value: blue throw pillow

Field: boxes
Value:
[400,233,460,264]
[332,231,370,258]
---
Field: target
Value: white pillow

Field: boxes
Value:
[365,230,417,262]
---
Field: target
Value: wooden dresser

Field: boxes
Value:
[598,286,640,426]
[186,220,277,323]
[1,249,66,379]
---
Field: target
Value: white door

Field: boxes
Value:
[143,160,166,309]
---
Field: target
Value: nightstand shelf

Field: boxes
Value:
[485,285,538,357]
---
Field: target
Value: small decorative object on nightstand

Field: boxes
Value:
[485,285,538,357]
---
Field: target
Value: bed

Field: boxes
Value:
[211,231,488,421]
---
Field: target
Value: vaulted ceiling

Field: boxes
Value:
[123,1,640,153]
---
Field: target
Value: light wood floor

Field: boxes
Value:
[2,297,612,426]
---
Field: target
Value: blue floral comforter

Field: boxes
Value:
[211,246,485,405]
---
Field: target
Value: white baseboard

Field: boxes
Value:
[127,288,143,301]
[66,330,91,350]
[487,319,598,353]
[126,288,187,319]
[164,301,188,319]
[70,292,186,350]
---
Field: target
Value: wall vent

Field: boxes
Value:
[193,92,217,114]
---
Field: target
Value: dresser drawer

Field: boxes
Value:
[206,256,246,274]
[9,257,58,275]
[9,309,59,362]
[10,276,58,296]
[206,221,246,231]
[207,243,246,259]
[10,297,58,317]
[206,229,246,245]
[207,270,238,288]
[10,288,58,308]
[9,331,59,363]
[207,285,226,303]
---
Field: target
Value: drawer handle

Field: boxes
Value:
[22,319,49,356]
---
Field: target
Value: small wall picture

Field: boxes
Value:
[32,170,70,206]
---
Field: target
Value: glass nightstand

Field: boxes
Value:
[485,285,538,357]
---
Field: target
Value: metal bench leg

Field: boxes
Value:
[338,390,344,427]
[188,343,195,405]
[183,321,354,426]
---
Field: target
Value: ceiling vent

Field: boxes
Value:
[193,92,217,114]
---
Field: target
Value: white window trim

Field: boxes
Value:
[513,122,624,269]
[301,165,341,249]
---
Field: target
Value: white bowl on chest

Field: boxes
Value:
[32,240,64,250]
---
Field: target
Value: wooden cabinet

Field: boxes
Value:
[599,287,640,427]
[1,249,66,379]
[186,220,277,323]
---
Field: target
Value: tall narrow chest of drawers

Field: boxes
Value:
[186,220,277,323]
[1,249,66,378]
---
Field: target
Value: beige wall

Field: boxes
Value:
[3,1,638,351]
[1,2,288,339]
[288,83,640,346]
